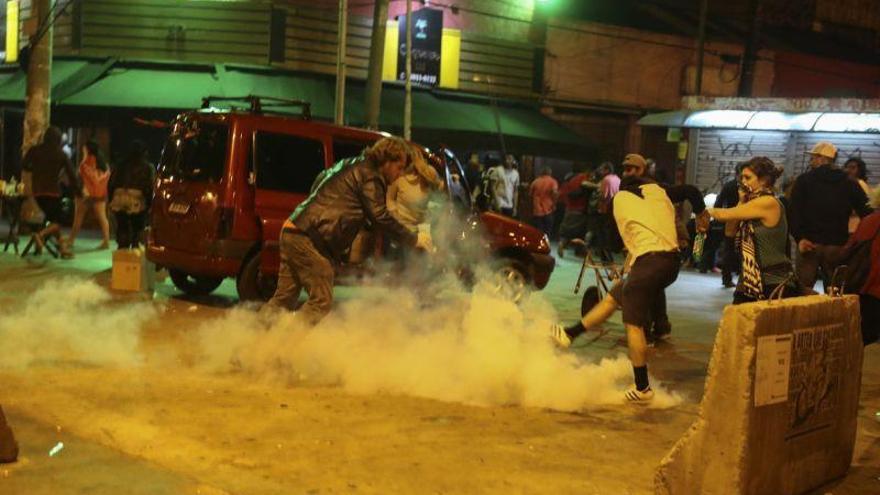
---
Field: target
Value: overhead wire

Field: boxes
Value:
[32,0,78,46]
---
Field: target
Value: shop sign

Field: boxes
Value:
[397,8,443,87]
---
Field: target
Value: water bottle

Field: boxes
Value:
[692,232,706,264]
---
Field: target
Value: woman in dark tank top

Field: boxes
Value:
[707,157,798,304]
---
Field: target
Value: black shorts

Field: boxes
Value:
[610,251,680,329]
[35,195,62,224]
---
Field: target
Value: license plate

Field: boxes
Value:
[168,202,190,215]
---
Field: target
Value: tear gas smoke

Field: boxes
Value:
[192,202,683,410]
[0,278,153,368]
[0,199,683,410]
[193,285,682,410]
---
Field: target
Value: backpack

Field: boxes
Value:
[476,168,498,211]
[839,227,880,295]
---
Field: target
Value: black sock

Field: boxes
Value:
[565,322,587,340]
[633,366,650,391]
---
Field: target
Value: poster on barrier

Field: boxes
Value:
[755,334,792,406]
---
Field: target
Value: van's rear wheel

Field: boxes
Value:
[237,253,277,302]
[168,269,223,296]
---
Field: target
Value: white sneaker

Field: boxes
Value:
[549,323,572,348]
[624,387,654,403]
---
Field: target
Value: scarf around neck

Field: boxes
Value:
[735,187,775,300]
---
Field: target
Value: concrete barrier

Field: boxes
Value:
[655,295,864,495]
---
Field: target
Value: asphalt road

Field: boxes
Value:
[0,236,878,495]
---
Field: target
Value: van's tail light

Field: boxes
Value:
[217,207,234,238]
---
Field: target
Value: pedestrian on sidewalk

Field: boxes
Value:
[69,140,111,250]
[790,142,872,292]
[490,154,520,217]
[548,153,699,403]
[707,157,798,304]
[263,137,433,325]
[529,167,559,237]
[714,164,745,288]
[108,140,155,249]
[556,166,591,257]
[464,153,484,202]
[20,126,78,258]
[844,157,872,234]
[593,162,621,258]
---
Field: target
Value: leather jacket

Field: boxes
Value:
[290,156,417,263]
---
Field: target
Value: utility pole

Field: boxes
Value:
[23,0,53,156]
[738,0,761,97]
[695,0,709,95]
[403,0,412,141]
[334,0,348,125]
[365,0,389,130]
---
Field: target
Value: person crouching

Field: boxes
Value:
[263,136,433,325]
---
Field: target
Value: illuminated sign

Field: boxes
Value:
[397,8,443,87]
[2,1,18,64]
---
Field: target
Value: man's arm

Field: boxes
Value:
[708,196,776,223]
[360,175,417,246]
[662,183,706,214]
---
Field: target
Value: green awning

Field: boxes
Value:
[344,84,583,145]
[61,65,224,109]
[0,59,101,102]
[218,68,335,118]
[47,60,584,150]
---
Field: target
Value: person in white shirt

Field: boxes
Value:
[387,148,443,232]
[491,154,520,217]
[548,153,697,403]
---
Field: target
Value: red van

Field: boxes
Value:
[146,97,554,302]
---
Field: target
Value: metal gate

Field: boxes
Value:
[688,129,790,193]
[792,132,880,182]
[688,129,880,192]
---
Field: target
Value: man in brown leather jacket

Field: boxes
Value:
[264,136,431,325]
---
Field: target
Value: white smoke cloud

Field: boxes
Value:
[191,278,682,411]
[0,278,152,368]
[0,200,683,411]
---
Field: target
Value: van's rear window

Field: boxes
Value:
[159,121,229,182]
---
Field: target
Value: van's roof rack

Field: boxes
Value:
[200,95,311,119]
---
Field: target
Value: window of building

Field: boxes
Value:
[253,131,325,193]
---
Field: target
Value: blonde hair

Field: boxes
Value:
[408,146,443,190]
[365,136,409,167]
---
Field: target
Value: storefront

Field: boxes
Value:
[0,57,588,180]
[639,97,880,192]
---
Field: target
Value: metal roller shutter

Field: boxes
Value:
[792,133,880,184]
[690,129,790,193]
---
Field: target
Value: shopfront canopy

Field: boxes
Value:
[0,58,586,155]
[639,108,880,133]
